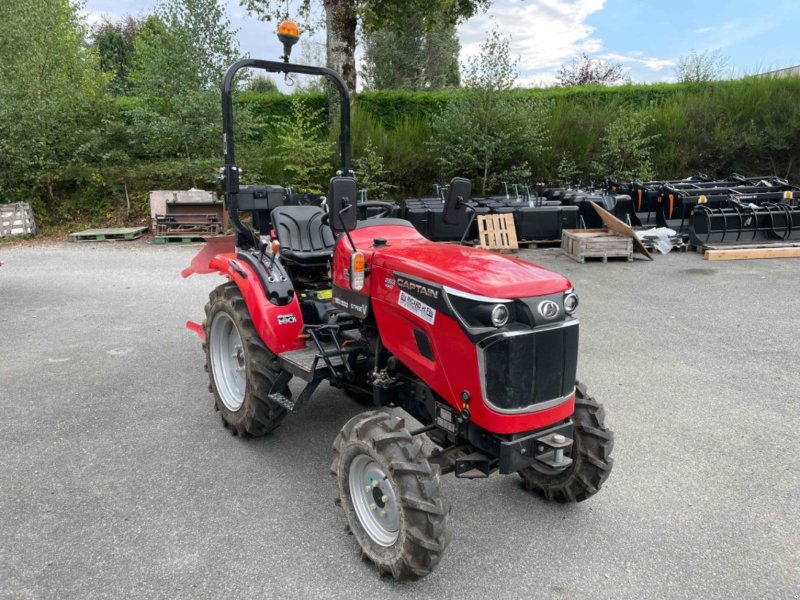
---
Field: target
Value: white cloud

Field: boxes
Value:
[598,52,674,71]
[458,0,674,85]
[458,0,605,70]
[84,10,105,28]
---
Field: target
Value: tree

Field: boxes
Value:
[247,75,279,92]
[0,0,112,205]
[129,0,243,160]
[271,96,335,193]
[556,153,580,186]
[556,53,624,87]
[353,140,394,199]
[427,30,551,195]
[239,0,489,92]
[676,49,729,83]
[362,15,460,90]
[592,109,658,181]
[90,16,142,94]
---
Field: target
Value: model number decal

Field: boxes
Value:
[277,314,297,325]
[399,291,436,325]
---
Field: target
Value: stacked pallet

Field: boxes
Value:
[0,202,36,238]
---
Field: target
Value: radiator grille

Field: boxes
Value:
[479,321,578,413]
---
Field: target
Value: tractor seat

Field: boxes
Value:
[271,205,335,265]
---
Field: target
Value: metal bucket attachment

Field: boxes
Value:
[689,201,800,246]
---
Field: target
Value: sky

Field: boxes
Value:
[83,0,800,86]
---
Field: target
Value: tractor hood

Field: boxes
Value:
[372,239,571,299]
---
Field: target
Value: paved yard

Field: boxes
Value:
[1,241,798,599]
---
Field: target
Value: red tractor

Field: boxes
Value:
[184,24,613,581]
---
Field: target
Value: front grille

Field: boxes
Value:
[479,321,578,413]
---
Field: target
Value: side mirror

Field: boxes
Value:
[328,176,358,232]
[443,177,472,225]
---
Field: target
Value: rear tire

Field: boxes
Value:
[204,282,288,436]
[331,411,451,580]
[518,381,613,502]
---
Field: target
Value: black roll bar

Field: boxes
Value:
[220,59,352,248]
[222,58,351,173]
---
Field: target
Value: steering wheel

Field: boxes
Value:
[358,201,395,219]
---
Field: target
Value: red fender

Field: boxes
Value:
[182,236,305,354]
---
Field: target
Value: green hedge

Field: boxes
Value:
[43,76,800,225]
[224,81,728,129]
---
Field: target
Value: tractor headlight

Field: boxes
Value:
[444,287,516,330]
[564,291,579,315]
[491,304,509,327]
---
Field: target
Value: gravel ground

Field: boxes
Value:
[0,241,798,600]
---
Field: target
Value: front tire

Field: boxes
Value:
[331,411,451,580]
[204,282,288,437]
[518,381,613,502]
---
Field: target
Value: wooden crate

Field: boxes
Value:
[561,229,633,263]
[0,202,36,237]
[478,213,518,253]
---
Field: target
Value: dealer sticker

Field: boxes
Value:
[398,290,436,324]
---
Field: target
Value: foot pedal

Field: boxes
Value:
[454,452,492,479]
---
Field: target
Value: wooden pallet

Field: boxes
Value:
[478,213,518,253]
[0,202,36,237]
[561,229,633,264]
[68,227,147,242]
[153,235,214,244]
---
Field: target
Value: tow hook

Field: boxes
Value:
[535,432,574,469]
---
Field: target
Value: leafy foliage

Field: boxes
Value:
[0,0,112,210]
[90,16,142,94]
[247,75,279,93]
[676,49,729,83]
[427,30,551,195]
[354,140,395,200]
[4,2,800,228]
[362,15,460,90]
[556,154,580,186]
[557,53,624,87]
[270,96,335,194]
[593,109,658,181]
[129,0,243,160]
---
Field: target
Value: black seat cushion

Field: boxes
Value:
[271,206,335,264]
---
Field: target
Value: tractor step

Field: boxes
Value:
[277,341,355,381]
[267,369,322,413]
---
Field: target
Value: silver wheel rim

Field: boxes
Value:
[209,311,246,412]
[349,454,400,547]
